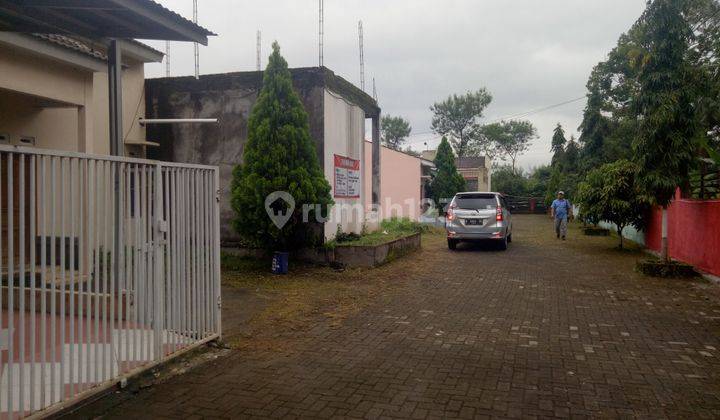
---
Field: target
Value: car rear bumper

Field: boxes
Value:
[447,231,507,241]
[446,222,508,240]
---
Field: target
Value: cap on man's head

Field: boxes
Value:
[558,191,565,195]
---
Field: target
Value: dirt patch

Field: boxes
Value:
[219,230,445,353]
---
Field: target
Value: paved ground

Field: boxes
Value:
[79,215,720,419]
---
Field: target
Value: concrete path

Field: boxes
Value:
[89,215,720,419]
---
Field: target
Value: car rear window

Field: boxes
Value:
[454,194,497,210]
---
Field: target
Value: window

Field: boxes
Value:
[454,193,498,210]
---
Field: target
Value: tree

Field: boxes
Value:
[491,165,527,197]
[631,0,698,260]
[494,120,536,174]
[551,123,567,166]
[380,115,412,150]
[563,135,580,173]
[527,165,552,198]
[475,121,506,165]
[429,137,466,211]
[231,42,332,251]
[576,160,648,249]
[430,89,493,157]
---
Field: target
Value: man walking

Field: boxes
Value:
[551,191,572,240]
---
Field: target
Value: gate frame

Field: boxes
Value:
[0,144,222,419]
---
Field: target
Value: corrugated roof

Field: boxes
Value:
[139,0,215,37]
[0,0,214,45]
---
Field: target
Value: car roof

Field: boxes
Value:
[455,192,501,197]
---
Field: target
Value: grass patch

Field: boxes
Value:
[333,217,429,247]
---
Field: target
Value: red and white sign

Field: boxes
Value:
[333,154,360,198]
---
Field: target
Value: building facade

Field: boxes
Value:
[421,150,491,192]
[0,33,162,156]
[144,67,381,243]
[363,142,425,221]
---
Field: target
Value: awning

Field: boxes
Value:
[0,0,215,45]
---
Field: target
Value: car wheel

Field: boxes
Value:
[507,232,512,243]
[498,235,508,251]
[447,239,458,250]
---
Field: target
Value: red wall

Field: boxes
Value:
[645,189,720,277]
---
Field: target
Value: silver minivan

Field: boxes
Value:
[445,192,513,250]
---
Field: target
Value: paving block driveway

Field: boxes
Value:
[96,215,720,419]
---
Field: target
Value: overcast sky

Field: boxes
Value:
[144,0,647,170]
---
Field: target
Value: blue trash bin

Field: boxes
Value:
[271,251,289,274]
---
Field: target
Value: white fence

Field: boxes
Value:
[0,145,221,418]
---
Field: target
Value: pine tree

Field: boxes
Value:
[550,123,567,167]
[563,135,580,173]
[231,42,332,251]
[429,137,466,211]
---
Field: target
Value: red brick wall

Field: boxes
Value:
[645,189,720,276]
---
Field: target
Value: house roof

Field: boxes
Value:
[456,156,486,169]
[32,34,108,61]
[363,140,431,162]
[31,33,163,62]
[0,0,215,45]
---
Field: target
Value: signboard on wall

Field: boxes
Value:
[333,154,360,198]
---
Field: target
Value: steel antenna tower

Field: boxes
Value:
[358,20,365,91]
[256,30,261,71]
[193,0,199,79]
[165,41,170,77]
[318,0,324,67]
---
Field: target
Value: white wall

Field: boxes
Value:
[323,89,366,239]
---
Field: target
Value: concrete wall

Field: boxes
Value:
[363,142,422,221]
[145,70,374,244]
[645,190,720,277]
[323,89,366,238]
[145,72,327,244]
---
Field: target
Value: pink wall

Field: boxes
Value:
[645,189,720,277]
[364,141,422,220]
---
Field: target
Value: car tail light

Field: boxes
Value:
[496,206,503,222]
[447,204,456,221]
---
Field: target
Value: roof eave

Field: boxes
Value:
[119,39,163,63]
[109,0,213,45]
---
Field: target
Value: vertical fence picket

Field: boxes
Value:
[29,155,36,412]
[7,153,15,417]
[19,155,26,415]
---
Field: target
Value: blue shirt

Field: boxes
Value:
[552,199,570,220]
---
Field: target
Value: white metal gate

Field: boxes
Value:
[0,145,221,418]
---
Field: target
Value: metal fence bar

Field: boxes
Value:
[7,153,14,417]
[19,154,26,415]
[69,158,76,398]
[213,168,221,337]
[59,157,66,403]
[108,162,117,379]
[29,155,36,412]
[78,159,85,392]
[40,156,47,408]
